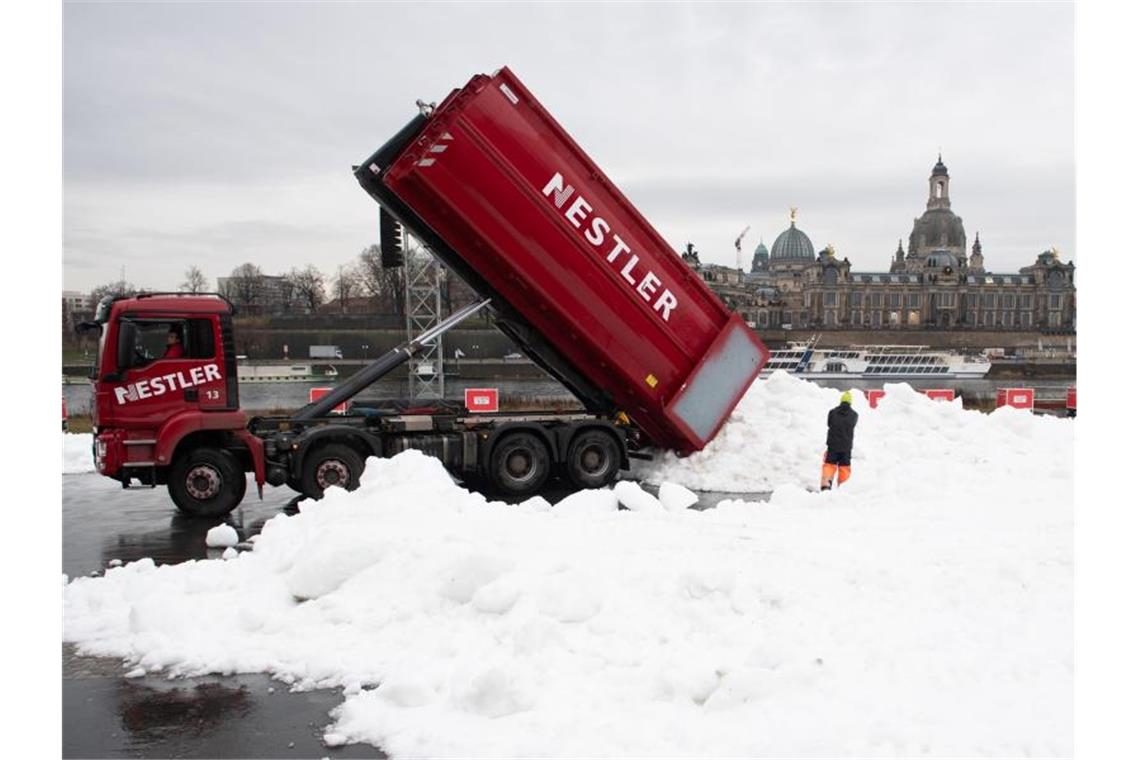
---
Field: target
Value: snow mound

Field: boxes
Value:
[63,373,1073,757]
[63,433,95,474]
[636,370,1073,494]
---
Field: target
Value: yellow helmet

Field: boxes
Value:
[840,390,853,405]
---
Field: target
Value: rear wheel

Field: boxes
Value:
[167,448,247,518]
[490,432,550,496]
[300,443,364,500]
[565,430,622,490]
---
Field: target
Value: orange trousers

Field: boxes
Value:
[821,453,851,489]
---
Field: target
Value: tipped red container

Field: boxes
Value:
[356,67,768,453]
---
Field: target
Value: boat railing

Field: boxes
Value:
[847,344,933,352]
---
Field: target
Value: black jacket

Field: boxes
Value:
[826,403,858,453]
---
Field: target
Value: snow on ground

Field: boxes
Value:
[63,433,95,474]
[63,373,1073,757]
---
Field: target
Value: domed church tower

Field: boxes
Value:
[928,154,951,211]
[905,154,967,271]
[751,238,770,273]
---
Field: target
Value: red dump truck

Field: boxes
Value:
[79,67,769,517]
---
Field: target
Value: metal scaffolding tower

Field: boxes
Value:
[402,228,446,399]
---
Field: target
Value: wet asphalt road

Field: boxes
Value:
[63,473,385,759]
[63,472,762,758]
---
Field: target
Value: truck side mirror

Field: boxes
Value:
[117,321,138,371]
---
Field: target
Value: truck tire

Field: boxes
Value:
[167,448,247,518]
[300,443,364,500]
[565,429,621,490]
[490,432,550,496]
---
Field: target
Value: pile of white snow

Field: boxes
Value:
[63,373,1073,757]
[63,433,95,474]
[638,370,1071,495]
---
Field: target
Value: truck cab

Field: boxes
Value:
[83,293,258,516]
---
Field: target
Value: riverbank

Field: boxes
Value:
[987,359,1076,379]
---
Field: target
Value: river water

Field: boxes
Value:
[62,374,1073,417]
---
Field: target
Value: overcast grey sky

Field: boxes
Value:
[63,1,1074,293]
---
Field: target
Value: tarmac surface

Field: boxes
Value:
[63,471,761,758]
[63,474,386,759]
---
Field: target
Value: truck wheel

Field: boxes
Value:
[300,443,364,500]
[167,448,247,518]
[565,430,621,490]
[490,432,550,496]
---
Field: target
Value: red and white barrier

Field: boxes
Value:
[862,389,886,409]
[464,388,500,414]
[1066,386,1076,412]
[996,387,1035,410]
[309,387,348,414]
[923,389,956,402]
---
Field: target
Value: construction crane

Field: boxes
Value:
[734,225,751,271]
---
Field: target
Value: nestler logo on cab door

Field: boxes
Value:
[541,172,679,322]
[114,363,222,404]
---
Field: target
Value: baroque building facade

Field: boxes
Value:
[692,157,1075,333]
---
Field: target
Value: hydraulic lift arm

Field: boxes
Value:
[291,298,491,421]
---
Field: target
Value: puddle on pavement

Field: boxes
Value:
[63,643,382,759]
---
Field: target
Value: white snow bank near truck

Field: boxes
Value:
[63,433,95,474]
[637,369,1073,493]
[63,374,1072,757]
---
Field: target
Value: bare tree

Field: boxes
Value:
[332,264,361,312]
[358,244,404,315]
[62,297,75,349]
[286,265,327,313]
[442,267,480,315]
[180,265,208,293]
[89,279,138,306]
[357,244,384,303]
[224,262,263,313]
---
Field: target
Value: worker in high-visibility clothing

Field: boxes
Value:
[821,390,859,491]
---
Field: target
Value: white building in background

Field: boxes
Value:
[62,290,89,313]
